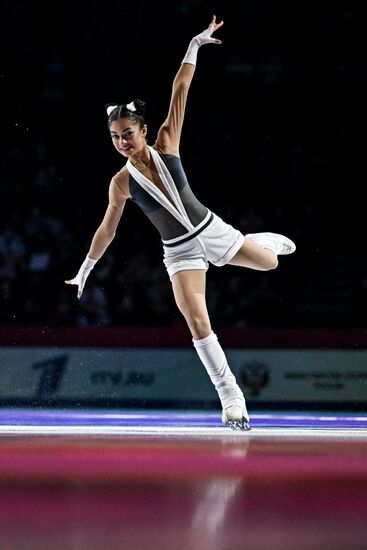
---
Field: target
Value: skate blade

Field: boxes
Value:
[228,418,251,431]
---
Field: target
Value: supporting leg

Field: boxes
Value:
[193,332,250,431]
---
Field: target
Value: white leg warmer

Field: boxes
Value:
[193,332,245,410]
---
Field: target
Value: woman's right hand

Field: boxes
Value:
[65,256,97,299]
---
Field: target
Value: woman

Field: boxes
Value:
[65,15,295,430]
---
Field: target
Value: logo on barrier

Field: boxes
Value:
[240,360,270,396]
[90,370,155,386]
[32,355,68,399]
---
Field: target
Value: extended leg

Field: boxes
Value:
[229,232,296,270]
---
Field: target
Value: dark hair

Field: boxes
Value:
[106,99,146,128]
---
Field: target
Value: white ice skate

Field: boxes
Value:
[245,232,296,255]
[193,332,251,431]
[222,405,251,431]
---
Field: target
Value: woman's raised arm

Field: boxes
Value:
[156,15,223,155]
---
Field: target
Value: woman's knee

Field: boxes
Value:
[178,307,211,339]
[266,256,279,270]
[188,315,211,339]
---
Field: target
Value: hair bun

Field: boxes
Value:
[131,98,146,117]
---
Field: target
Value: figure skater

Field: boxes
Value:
[65,15,296,430]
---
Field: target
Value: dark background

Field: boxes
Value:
[1,0,366,330]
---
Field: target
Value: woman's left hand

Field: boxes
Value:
[194,14,224,46]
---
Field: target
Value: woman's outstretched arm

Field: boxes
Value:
[156,14,224,156]
[65,178,127,299]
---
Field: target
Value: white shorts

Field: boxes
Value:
[162,211,245,279]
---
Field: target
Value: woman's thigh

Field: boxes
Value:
[228,239,278,270]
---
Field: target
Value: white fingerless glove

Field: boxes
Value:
[65,255,97,299]
[182,19,222,66]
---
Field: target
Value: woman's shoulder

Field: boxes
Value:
[111,165,131,198]
[112,164,129,181]
[152,142,180,159]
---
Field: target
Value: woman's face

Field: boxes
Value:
[109,118,147,157]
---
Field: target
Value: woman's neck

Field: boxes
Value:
[130,145,150,170]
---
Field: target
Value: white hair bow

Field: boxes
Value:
[106,104,118,116]
[126,101,136,112]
